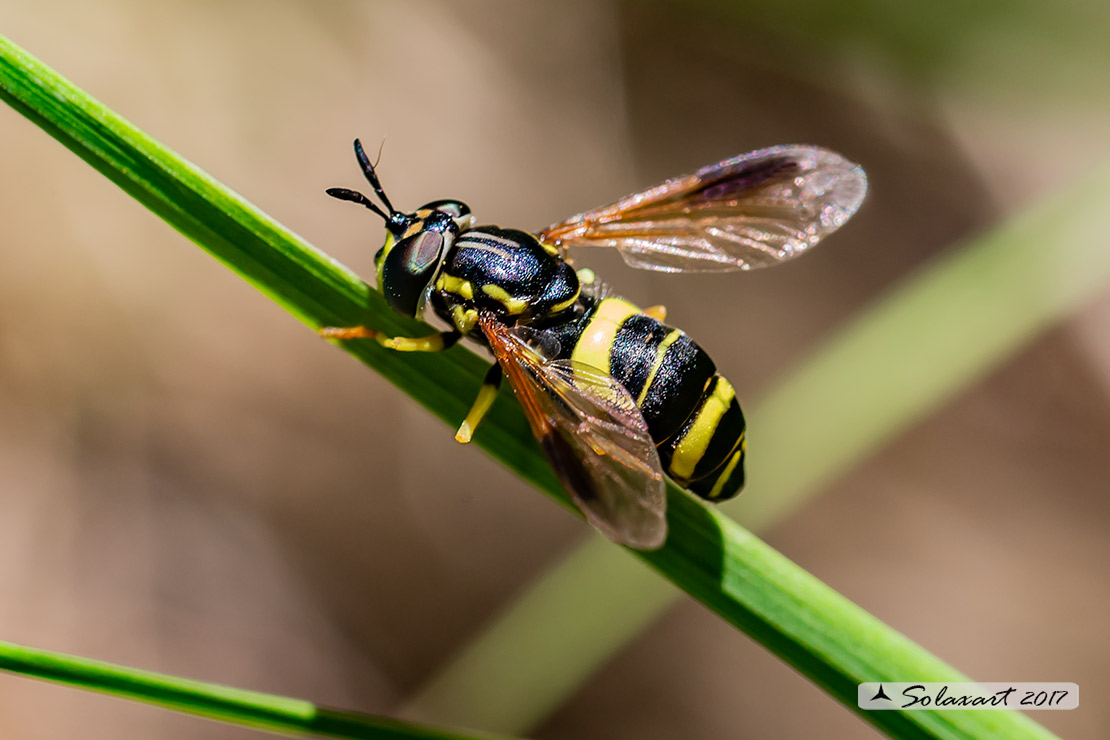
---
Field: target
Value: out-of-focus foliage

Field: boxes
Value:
[0,639,518,740]
[689,0,1110,100]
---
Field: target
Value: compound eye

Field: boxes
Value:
[381,230,445,317]
[402,230,443,272]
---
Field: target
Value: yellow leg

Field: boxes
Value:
[318,326,460,352]
[455,364,503,443]
[643,304,667,322]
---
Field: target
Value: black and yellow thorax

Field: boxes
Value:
[427,226,581,337]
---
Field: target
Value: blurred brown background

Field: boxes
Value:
[1,1,1108,739]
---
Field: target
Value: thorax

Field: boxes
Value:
[429,225,581,336]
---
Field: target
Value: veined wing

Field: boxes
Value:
[540,145,866,272]
[478,313,667,549]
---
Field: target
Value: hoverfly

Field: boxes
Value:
[321,140,866,549]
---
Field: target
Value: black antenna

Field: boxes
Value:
[353,138,394,214]
[325,187,389,221]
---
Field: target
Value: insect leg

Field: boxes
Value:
[455,363,503,443]
[318,326,461,352]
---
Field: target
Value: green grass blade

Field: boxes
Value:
[405,157,1110,733]
[0,640,514,740]
[0,33,1074,740]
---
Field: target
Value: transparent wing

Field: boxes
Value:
[479,313,667,549]
[540,145,867,273]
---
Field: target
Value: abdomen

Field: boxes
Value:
[554,295,746,501]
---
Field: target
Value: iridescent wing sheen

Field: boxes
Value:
[478,313,667,549]
[540,145,867,273]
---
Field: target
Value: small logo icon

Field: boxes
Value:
[870,684,892,702]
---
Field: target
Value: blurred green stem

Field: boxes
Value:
[403,160,1110,734]
[0,640,514,740]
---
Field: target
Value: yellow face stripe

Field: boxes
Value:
[376,233,395,290]
[635,329,684,406]
[706,436,745,500]
[380,232,396,256]
[437,274,475,300]
[403,220,424,238]
[571,297,640,374]
[481,284,529,314]
[669,377,736,481]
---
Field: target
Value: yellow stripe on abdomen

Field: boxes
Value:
[570,297,640,374]
[706,436,745,500]
[635,329,684,406]
[669,377,736,481]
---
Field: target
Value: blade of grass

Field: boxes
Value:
[0,640,514,740]
[403,153,1110,733]
[0,33,1075,740]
